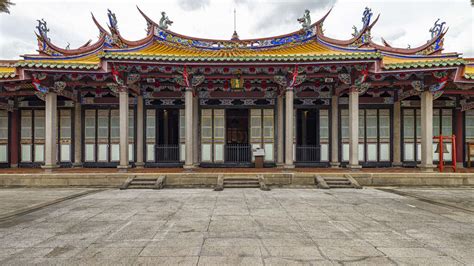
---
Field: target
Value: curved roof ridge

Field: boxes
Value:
[369,28,448,55]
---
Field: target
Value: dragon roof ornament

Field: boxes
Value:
[430,19,445,39]
[159,12,173,30]
[107,9,118,31]
[297,10,311,31]
[36,19,49,40]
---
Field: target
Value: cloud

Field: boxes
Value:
[177,0,210,11]
[252,0,336,34]
[383,29,406,42]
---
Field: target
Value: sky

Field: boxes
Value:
[0,0,473,59]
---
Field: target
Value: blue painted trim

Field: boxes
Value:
[103,40,153,53]
[23,46,103,61]
[316,37,377,53]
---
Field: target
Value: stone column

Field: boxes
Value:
[348,88,361,169]
[43,92,58,171]
[284,87,294,168]
[276,95,284,167]
[9,109,19,168]
[73,101,82,167]
[117,90,129,171]
[392,101,402,167]
[135,95,144,168]
[184,88,194,169]
[330,95,340,167]
[420,90,434,171]
[193,95,199,166]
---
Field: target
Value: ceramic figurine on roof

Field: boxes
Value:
[297,9,311,31]
[107,9,118,31]
[362,7,372,28]
[36,19,49,40]
[430,19,445,39]
[159,12,173,30]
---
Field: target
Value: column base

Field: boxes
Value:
[117,165,130,173]
[42,164,58,172]
[283,164,295,169]
[456,162,464,169]
[276,163,285,168]
[135,162,145,169]
[183,164,195,170]
[392,162,403,168]
[72,162,83,168]
[10,164,18,168]
[330,162,340,168]
[418,164,435,172]
[347,164,362,170]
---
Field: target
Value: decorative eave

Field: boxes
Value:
[101,51,381,62]
[383,58,464,70]
[463,64,474,80]
[14,61,101,70]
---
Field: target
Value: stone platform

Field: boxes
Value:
[0,168,473,188]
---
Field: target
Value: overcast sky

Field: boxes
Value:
[0,0,472,60]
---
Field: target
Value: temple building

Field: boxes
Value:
[0,7,473,171]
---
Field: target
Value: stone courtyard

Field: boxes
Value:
[0,187,473,265]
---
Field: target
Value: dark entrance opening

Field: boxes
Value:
[156,109,179,162]
[296,109,320,162]
[225,109,251,163]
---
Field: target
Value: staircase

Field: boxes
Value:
[315,175,361,189]
[215,175,270,191]
[120,175,166,190]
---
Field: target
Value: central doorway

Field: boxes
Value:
[225,109,251,164]
[296,109,320,162]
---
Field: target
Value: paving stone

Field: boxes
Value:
[0,188,472,265]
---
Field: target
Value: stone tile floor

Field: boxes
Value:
[0,187,472,265]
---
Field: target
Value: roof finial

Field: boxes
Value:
[231,8,240,41]
[159,11,173,30]
[297,9,311,31]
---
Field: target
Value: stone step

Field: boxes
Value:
[324,178,350,181]
[327,184,354,188]
[224,184,260,188]
[130,181,157,186]
[133,178,159,182]
[223,180,259,184]
[127,185,158,189]
[326,181,352,185]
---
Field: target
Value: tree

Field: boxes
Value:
[0,0,15,14]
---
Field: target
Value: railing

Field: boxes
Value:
[296,145,320,162]
[156,144,180,162]
[225,144,252,163]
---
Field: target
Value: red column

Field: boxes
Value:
[10,109,19,168]
[454,109,464,166]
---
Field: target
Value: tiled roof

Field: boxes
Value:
[101,40,381,62]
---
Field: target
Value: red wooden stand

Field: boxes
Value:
[433,135,456,172]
